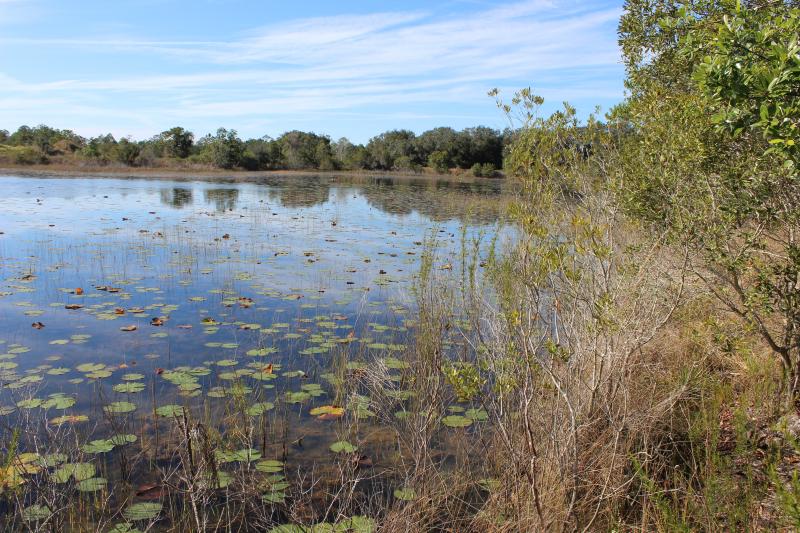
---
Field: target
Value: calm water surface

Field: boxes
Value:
[0,174,508,526]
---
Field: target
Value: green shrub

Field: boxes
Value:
[471,162,496,177]
[0,145,43,165]
[427,150,450,173]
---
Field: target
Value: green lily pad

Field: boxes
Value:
[22,504,52,522]
[262,490,286,504]
[53,462,96,483]
[337,516,376,533]
[155,404,185,417]
[464,408,488,421]
[77,477,108,492]
[215,448,261,463]
[255,460,284,473]
[82,439,115,454]
[247,402,275,416]
[329,441,357,454]
[123,502,162,521]
[393,487,417,501]
[77,363,106,373]
[16,398,42,409]
[105,401,137,414]
[113,382,145,393]
[442,415,472,428]
[110,434,137,446]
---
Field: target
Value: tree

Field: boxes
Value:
[160,127,194,158]
[366,130,418,170]
[114,138,141,166]
[333,138,371,170]
[415,127,459,164]
[0,130,8,143]
[428,150,450,173]
[616,0,800,402]
[462,126,504,168]
[243,136,283,170]
[276,130,335,169]
[83,134,117,162]
[201,128,245,169]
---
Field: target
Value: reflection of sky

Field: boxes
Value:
[0,175,506,404]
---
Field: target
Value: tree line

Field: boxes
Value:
[0,124,508,177]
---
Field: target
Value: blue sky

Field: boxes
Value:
[0,0,625,143]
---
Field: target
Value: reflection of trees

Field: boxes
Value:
[359,177,506,224]
[204,188,240,212]
[266,176,331,208]
[160,187,193,209]
[181,175,506,223]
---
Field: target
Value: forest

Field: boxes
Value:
[0,124,507,177]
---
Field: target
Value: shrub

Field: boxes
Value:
[470,162,496,177]
[427,150,450,173]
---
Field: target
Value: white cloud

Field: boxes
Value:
[0,0,624,140]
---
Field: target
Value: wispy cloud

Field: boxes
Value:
[0,0,624,141]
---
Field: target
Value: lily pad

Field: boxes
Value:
[393,487,417,501]
[82,439,115,454]
[123,502,162,521]
[246,402,275,416]
[442,415,472,428]
[105,401,137,414]
[155,404,185,417]
[22,504,52,522]
[114,382,145,393]
[329,441,357,454]
[77,477,108,492]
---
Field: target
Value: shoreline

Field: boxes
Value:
[0,165,505,185]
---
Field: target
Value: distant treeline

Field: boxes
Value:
[0,125,510,177]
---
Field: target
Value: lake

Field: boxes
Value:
[0,174,509,530]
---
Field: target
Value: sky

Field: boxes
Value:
[0,0,625,144]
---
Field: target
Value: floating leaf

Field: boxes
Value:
[77,477,108,492]
[393,487,417,501]
[441,415,472,428]
[22,504,52,522]
[247,402,275,416]
[50,414,88,425]
[155,404,185,417]
[110,434,137,446]
[255,460,283,473]
[216,448,260,463]
[284,391,311,403]
[464,408,488,422]
[123,502,162,521]
[16,398,42,409]
[41,395,76,410]
[309,405,345,420]
[329,441,357,454]
[77,363,106,373]
[113,382,145,393]
[105,401,137,414]
[82,439,115,454]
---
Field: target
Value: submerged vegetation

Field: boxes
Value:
[2,1,800,531]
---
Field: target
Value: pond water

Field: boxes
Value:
[0,174,508,529]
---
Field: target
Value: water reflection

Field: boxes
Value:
[150,175,509,223]
[204,187,240,211]
[160,187,193,209]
